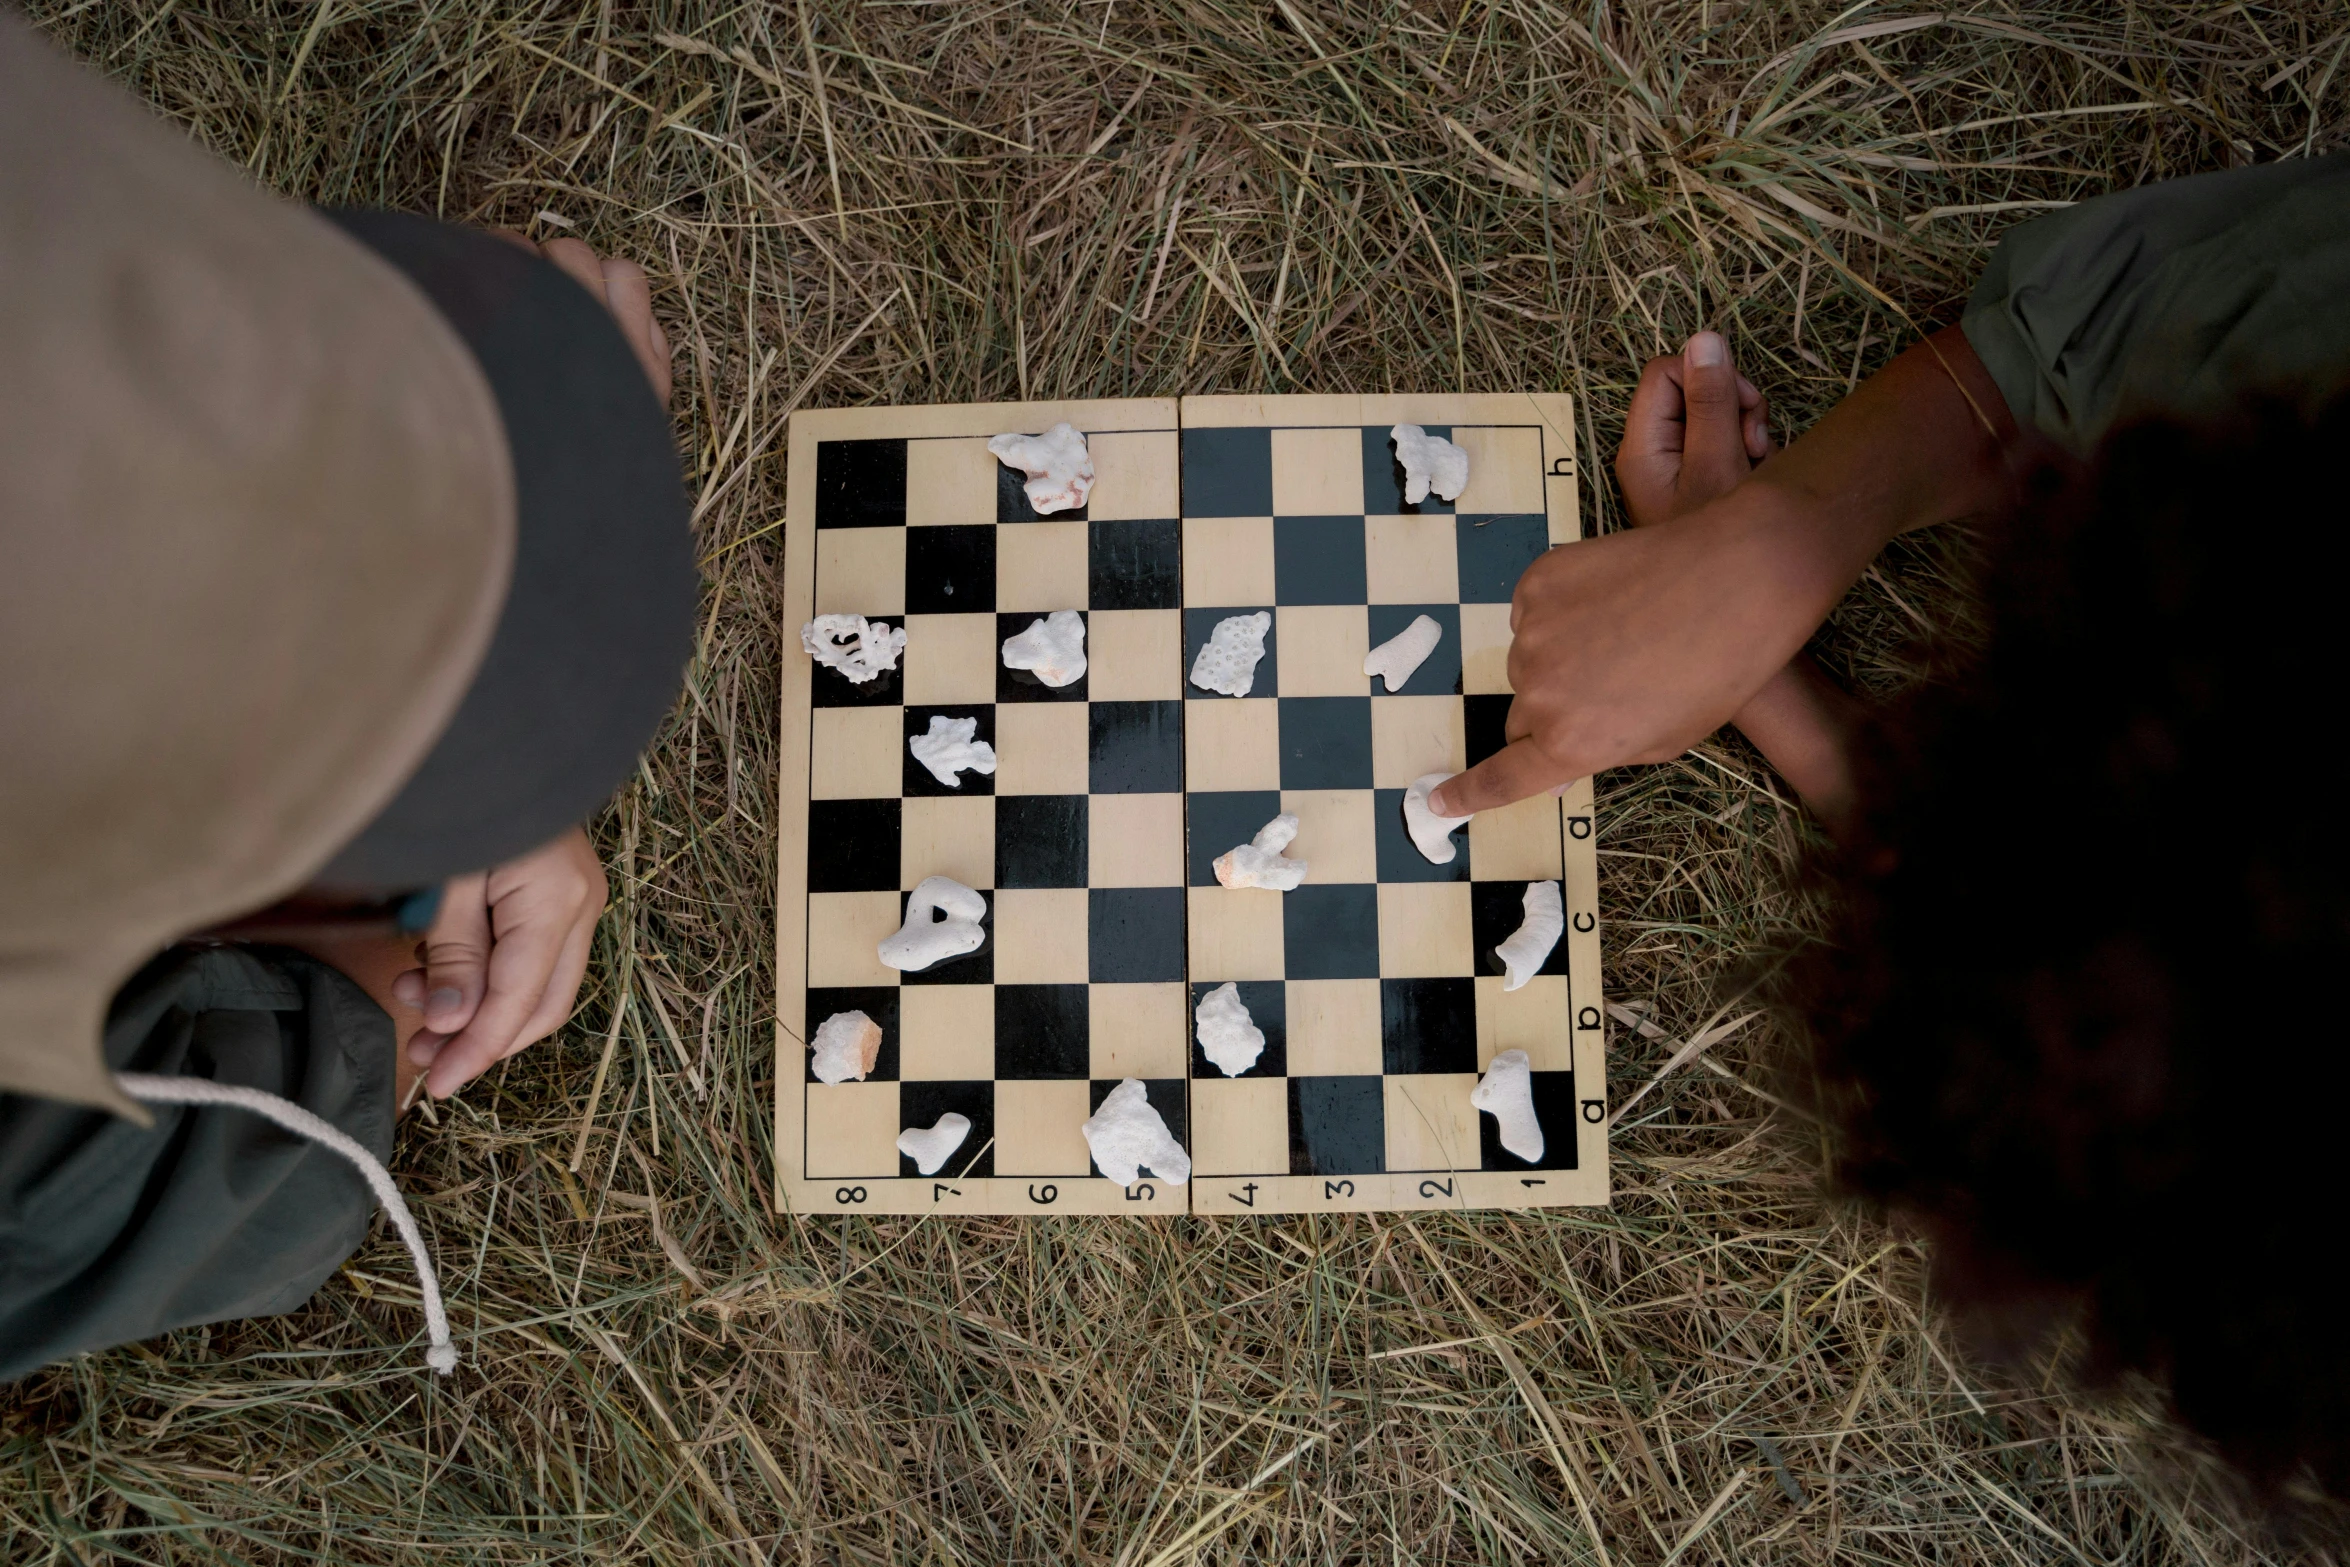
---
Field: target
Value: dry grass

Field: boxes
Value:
[7,1,2347,1561]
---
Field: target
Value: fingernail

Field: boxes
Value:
[1685,331,1726,367]
[407,1036,442,1066]
[427,986,462,1014]
[1427,785,1449,815]
[1550,782,1572,797]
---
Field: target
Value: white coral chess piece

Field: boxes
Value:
[1470,1049,1543,1162]
[809,1010,884,1084]
[988,422,1093,514]
[1494,880,1564,991]
[1390,424,1470,504]
[1402,772,1471,865]
[908,714,996,787]
[1189,611,1271,697]
[896,1112,972,1176]
[1001,609,1088,687]
[800,614,905,684]
[1213,813,1308,891]
[1363,613,1442,692]
[878,876,988,972]
[1194,983,1265,1077]
[1080,1079,1191,1187]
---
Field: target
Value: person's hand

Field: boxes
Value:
[1429,504,1835,813]
[1616,331,1773,528]
[1431,324,2019,819]
[393,826,608,1099]
[491,230,672,407]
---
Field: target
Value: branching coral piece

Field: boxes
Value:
[1495,880,1563,991]
[800,614,905,684]
[1081,1079,1192,1187]
[1001,609,1088,687]
[896,1113,972,1176]
[877,876,988,972]
[1402,772,1471,865]
[1189,611,1271,697]
[908,714,997,787]
[988,422,1094,514]
[1364,613,1442,692]
[1470,1049,1544,1162]
[1213,813,1308,891]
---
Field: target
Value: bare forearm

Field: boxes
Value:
[1730,655,1864,836]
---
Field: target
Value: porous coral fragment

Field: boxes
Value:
[810,1010,883,1084]
[1212,813,1308,891]
[1470,1049,1543,1162]
[1189,611,1271,697]
[1001,609,1088,687]
[1402,772,1471,865]
[1495,880,1564,992]
[1080,1078,1191,1187]
[908,713,996,787]
[1390,424,1470,504]
[1364,613,1442,692]
[988,422,1094,514]
[897,1112,972,1176]
[1194,983,1266,1077]
[878,876,988,972]
[801,614,905,684]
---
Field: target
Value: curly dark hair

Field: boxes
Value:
[1791,386,2350,1501]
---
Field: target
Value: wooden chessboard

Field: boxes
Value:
[774,394,1606,1217]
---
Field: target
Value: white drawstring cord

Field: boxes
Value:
[114,1073,457,1375]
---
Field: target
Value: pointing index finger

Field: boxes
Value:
[1430,737,1573,817]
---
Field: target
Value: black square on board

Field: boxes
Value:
[807,799,900,892]
[1183,608,1275,699]
[1278,697,1373,790]
[1186,790,1283,887]
[1189,981,1287,1078]
[905,525,996,614]
[1380,978,1478,1075]
[1272,516,1368,605]
[997,459,1088,524]
[1365,604,1462,696]
[1089,518,1181,610]
[1180,427,1273,517]
[1479,1069,1579,1171]
[1374,786,1470,882]
[996,795,1088,888]
[1362,425,1455,515]
[896,887,992,985]
[815,439,907,528]
[1289,1076,1386,1175]
[1464,694,1513,767]
[1087,1079,1190,1181]
[1471,881,1570,980]
[1457,515,1551,604]
[899,1080,995,1179]
[1282,883,1380,980]
[804,987,900,1083]
[995,611,1089,703]
[809,657,903,710]
[1090,887,1186,982]
[902,705,996,797]
[1090,700,1183,794]
[994,985,1089,1078]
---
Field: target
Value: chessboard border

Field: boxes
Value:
[775,394,1602,1218]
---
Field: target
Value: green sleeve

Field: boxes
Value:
[1962,153,2350,453]
[0,947,394,1379]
